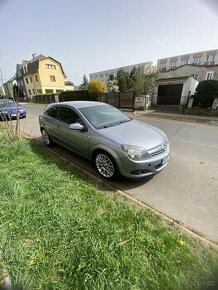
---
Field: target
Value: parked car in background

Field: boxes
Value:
[39,101,170,180]
[0,99,26,120]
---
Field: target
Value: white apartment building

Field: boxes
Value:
[154,49,218,106]
[157,49,218,72]
[89,62,150,83]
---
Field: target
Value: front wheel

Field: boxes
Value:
[94,151,119,180]
[41,129,54,146]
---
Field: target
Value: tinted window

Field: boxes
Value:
[58,107,81,124]
[0,101,16,107]
[44,106,58,118]
[79,105,131,129]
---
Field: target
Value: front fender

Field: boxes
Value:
[91,144,123,169]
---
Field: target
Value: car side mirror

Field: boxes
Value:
[69,123,87,132]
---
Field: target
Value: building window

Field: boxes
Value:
[206,71,214,80]
[28,89,31,95]
[30,77,32,83]
[181,59,188,65]
[26,78,29,84]
[35,75,38,82]
[159,62,166,69]
[206,55,215,62]
[45,89,54,94]
[50,75,56,82]
[32,89,35,95]
[193,56,201,64]
[45,64,56,69]
[170,60,176,67]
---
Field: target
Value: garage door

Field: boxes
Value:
[157,84,183,105]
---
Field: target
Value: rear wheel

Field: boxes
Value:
[41,129,54,146]
[94,151,119,180]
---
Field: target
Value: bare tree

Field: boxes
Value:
[0,69,21,143]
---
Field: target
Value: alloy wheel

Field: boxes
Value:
[95,153,115,179]
[42,129,51,146]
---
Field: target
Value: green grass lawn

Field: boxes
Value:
[0,136,217,290]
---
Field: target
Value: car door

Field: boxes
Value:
[42,105,61,140]
[55,106,90,158]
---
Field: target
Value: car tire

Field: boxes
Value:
[41,129,54,147]
[94,151,119,180]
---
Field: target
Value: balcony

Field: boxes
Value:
[204,61,215,66]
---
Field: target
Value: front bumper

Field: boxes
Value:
[116,145,170,179]
[0,111,26,119]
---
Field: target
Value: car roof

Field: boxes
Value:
[49,101,107,109]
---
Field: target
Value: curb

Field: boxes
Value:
[133,112,218,126]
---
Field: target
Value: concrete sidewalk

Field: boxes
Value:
[133,110,218,126]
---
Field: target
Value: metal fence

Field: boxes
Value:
[98,91,135,110]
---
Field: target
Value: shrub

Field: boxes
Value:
[195,80,218,108]
[87,80,107,100]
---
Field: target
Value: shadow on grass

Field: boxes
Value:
[27,137,153,193]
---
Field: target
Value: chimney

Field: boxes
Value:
[32,53,37,59]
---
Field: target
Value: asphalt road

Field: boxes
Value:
[21,103,218,243]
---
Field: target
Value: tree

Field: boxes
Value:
[116,68,129,92]
[79,74,89,90]
[107,79,119,92]
[108,74,115,81]
[195,80,218,108]
[87,80,107,100]
[129,62,158,95]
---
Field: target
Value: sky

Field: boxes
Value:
[0,0,218,85]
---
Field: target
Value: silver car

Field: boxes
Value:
[39,101,170,180]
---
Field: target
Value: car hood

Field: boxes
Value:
[99,119,165,149]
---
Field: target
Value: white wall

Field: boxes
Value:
[180,76,199,105]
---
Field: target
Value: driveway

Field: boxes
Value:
[18,104,218,243]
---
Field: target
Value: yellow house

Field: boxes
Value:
[22,54,73,98]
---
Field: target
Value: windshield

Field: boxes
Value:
[0,101,17,108]
[79,105,131,129]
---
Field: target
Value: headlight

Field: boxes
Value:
[163,135,169,147]
[121,144,150,160]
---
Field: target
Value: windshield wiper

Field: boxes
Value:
[103,122,119,128]
[98,119,132,129]
[97,122,119,129]
[119,119,131,124]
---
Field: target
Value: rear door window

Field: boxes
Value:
[44,106,58,118]
[58,107,81,124]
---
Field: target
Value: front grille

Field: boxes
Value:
[150,148,165,157]
[148,142,167,157]
[130,169,151,175]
